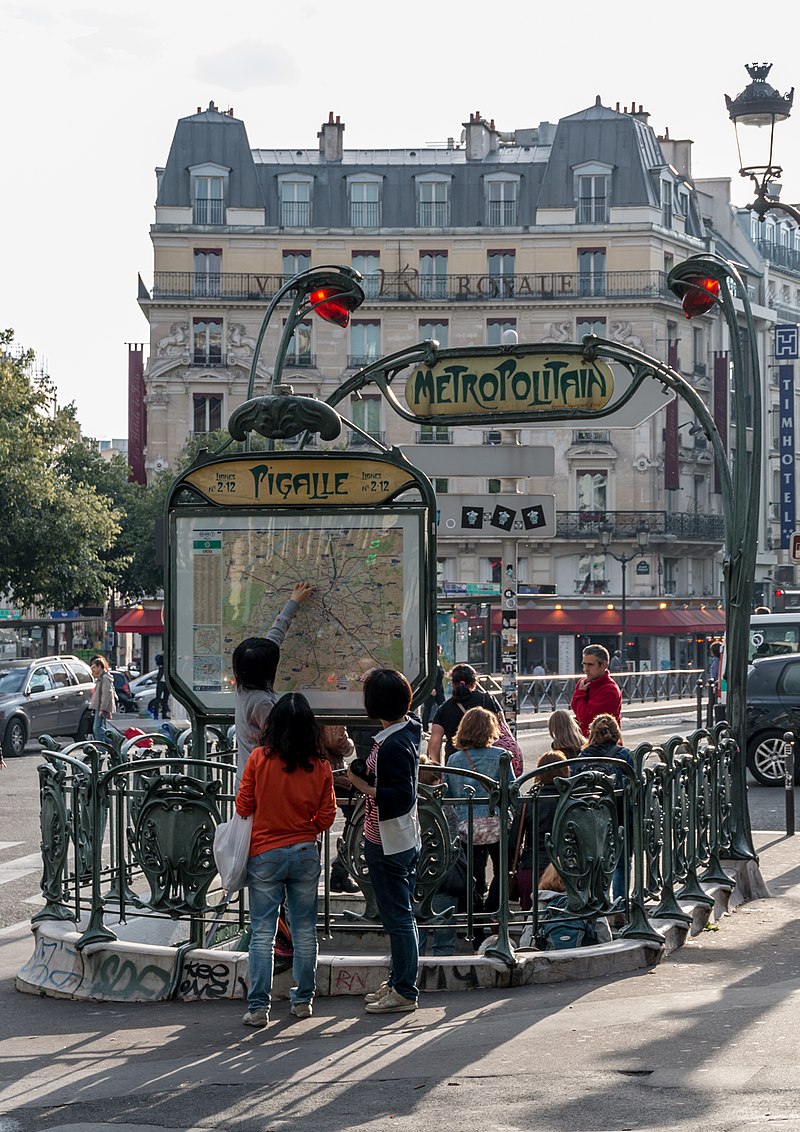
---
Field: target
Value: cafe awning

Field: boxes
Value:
[494,607,725,636]
[114,607,164,635]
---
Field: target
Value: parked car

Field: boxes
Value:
[0,656,95,756]
[746,654,800,786]
[128,669,159,713]
[110,670,137,714]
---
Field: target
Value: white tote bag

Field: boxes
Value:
[213,812,253,893]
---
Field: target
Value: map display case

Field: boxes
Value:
[165,451,436,721]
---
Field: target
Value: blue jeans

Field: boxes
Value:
[247,841,321,1014]
[364,840,420,1002]
[92,711,107,742]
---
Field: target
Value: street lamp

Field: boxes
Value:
[726,62,799,223]
[598,522,650,667]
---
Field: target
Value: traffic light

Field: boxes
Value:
[676,277,720,319]
[309,286,360,327]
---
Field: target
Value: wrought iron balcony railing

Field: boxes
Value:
[754,237,800,276]
[148,270,676,305]
[556,510,726,542]
[191,352,227,367]
[416,429,453,443]
[192,199,224,225]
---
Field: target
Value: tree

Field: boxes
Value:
[0,333,121,609]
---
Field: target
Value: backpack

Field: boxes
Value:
[535,894,599,951]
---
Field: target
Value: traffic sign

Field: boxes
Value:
[437,495,555,538]
[790,531,800,563]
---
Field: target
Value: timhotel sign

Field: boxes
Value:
[405,352,615,418]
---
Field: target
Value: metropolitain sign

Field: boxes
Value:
[405,353,615,418]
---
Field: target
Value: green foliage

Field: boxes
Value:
[0,333,122,608]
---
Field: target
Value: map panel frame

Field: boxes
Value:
[168,506,428,719]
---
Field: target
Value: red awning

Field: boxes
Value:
[493,607,725,636]
[114,607,164,635]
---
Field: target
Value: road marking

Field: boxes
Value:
[0,852,41,885]
[0,842,23,852]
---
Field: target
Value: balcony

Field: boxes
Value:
[280,202,311,227]
[350,202,381,227]
[192,199,224,225]
[574,578,610,595]
[347,430,385,447]
[191,352,227,367]
[754,237,800,276]
[148,269,676,306]
[487,201,518,226]
[347,354,381,369]
[417,202,450,227]
[284,354,317,368]
[556,510,725,542]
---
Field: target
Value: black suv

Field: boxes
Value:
[0,656,95,757]
[746,654,800,785]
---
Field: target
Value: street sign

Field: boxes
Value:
[437,494,555,538]
[790,531,800,563]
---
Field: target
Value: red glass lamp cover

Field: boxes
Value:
[681,277,720,319]
[310,287,357,327]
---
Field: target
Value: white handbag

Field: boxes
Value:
[213,812,253,893]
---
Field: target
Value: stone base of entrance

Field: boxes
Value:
[15,876,743,1004]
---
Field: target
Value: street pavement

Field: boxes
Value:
[0,824,798,1131]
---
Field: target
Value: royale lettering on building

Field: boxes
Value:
[183,457,415,506]
[404,353,615,418]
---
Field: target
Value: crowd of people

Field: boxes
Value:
[87,601,632,1032]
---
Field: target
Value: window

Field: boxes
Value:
[576,316,606,341]
[350,394,382,443]
[488,251,516,297]
[577,553,607,594]
[348,320,381,367]
[192,318,223,365]
[418,424,451,444]
[352,252,380,298]
[419,320,448,348]
[434,478,449,494]
[283,318,313,366]
[487,180,517,226]
[193,393,222,434]
[350,181,381,227]
[578,249,606,297]
[481,557,503,583]
[488,478,502,494]
[280,181,312,227]
[577,174,608,223]
[282,251,310,283]
[487,318,516,345]
[193,249,221,297]
[692,327,706,376]
[193,175,224,224]
[660,180,673,228]
[664,252,674,280]
[420,252,448,299]
[576,469,607,512]
[417,180,450,226]
[663,557,678,595]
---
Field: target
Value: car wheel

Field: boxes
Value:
[747,731,794,787]
[3,717,28,757]
[75,712,93,741]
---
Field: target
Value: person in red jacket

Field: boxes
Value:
[570,644,622,737]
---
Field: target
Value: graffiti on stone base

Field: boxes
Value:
[332,967,368,995]
[19,935,81,994]
[419,963,480,992]
[92,953,171,1000]
[178,959,233,1000]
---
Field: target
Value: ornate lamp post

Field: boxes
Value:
[599,522,650,667]
[726,62,799,223]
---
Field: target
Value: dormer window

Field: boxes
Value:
[573,162,612,224]
[348,176,382,227]
[485,175,519,226]
[279,176,313,227]
[190,163,229,225]
[660,179,674,228]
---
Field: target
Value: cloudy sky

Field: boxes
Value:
[2,0,799,440]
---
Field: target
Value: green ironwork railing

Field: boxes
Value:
[33,723,737,964]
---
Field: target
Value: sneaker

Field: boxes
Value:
[364,980,390,1004]
[364,987,418,1014]
[291,1001,313,1019]
[242,1008,269,1027]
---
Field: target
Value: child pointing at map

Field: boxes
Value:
[232,582,316,788]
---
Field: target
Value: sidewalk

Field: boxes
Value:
[0,829,796,1132]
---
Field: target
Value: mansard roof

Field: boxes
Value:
[156,103,264,209]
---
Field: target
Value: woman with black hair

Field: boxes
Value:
[348,668,421,1014]
[235,692,336,1029]
[426,662,502,765]
[232,581,315,788]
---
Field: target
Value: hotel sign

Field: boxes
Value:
[405,353,615,418]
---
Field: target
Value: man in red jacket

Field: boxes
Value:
[571,644,622,737]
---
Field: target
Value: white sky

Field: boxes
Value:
[2,0,799,440]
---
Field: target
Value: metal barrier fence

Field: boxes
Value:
[32,719,739,967]
[517,669,705,713]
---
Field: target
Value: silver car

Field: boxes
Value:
[0,656,95,756]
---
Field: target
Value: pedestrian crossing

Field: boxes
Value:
[0,852,41,886]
